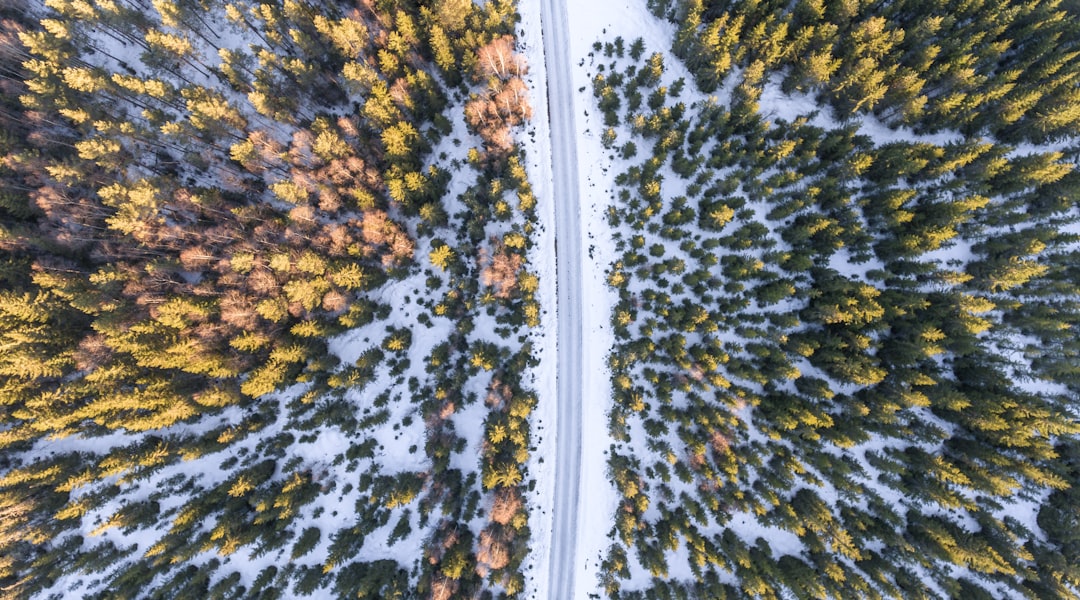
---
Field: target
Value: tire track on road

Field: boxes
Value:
[540,0,584,596]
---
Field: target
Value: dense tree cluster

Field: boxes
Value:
[0,0,540,597]
[590,19,1080,599]
[656,0,1080,143]
[465,35,533,153]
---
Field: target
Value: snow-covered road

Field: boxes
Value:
[540,0,584,595]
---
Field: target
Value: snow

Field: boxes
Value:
[758,80,964,147]
[515,0,559,596]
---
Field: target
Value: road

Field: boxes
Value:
[540,0,584,596]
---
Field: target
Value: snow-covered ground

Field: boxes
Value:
[516,0,558,596]
[537,0,587,596]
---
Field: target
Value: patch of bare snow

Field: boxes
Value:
[758,79,963,147]
[515,0,558,597]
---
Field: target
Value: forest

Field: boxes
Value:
[0,0,543,597]
[588,0,1080,598]
[3,0,1080,597]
